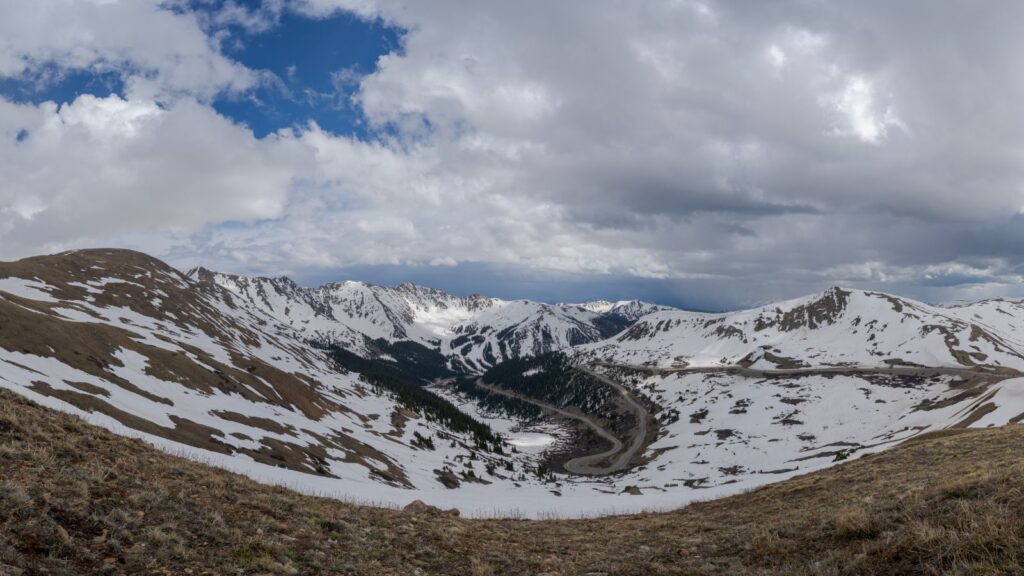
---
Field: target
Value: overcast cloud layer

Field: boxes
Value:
[2,0,1023,309]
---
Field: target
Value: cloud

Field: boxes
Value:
[4,1,1024,307]
[0,0,256,99]
[826,75,906,144]
[0,93,308,256]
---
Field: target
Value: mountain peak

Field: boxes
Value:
[11,248,172,272]
[185,265,217,281]
[2,248,188,291]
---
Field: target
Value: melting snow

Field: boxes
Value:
[0,277,59,302]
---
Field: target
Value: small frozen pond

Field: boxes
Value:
[506,432,557,453]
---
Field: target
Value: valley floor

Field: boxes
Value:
[467,372,651,476]
[4,387,1024,575]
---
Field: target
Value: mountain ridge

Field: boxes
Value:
[581,285,1024,372]
[187,261,671,372]
[4,248,1024,517]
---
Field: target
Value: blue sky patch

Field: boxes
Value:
[215,7,402,138]
[0,2,402,140]
[0,67,126,107]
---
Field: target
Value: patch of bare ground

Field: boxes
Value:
[4,388,1024,574]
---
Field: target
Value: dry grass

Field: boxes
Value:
[3,388,1024,575]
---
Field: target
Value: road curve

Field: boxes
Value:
[471,371,650,476]
[569,367,649,475]
[590,361,1022,379]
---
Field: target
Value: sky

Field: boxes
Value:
[2,1,1024,310]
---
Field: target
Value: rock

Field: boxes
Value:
[433,469,461,489]
[403,499,443,515]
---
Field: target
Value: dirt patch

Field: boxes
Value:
[62,380,110,397]
[28,380,232,455]
[211,410,297,436]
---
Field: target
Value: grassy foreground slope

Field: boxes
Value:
[2,388,1024,575]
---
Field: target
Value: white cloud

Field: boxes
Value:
[6,196,47,221]
[0,93,308,256]
[827,75,905,144]
[0,0,256,100]
[54,94,163,140]
[767,45,787,69]
[293,0,381,20]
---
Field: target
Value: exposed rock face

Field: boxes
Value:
[776,287,851,331]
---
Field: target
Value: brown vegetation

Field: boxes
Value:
[3,388,1024,575]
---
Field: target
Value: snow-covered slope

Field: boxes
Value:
[191,268,669,372]
[592,366,1024,497]
[561,287,1024,497]
[580,287,1024,371]
[571,299,666,321]
[0,250,599,514]
[5,251,1024,518]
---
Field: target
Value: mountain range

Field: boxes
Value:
[189,266,668,373]
[2,249,1023,517]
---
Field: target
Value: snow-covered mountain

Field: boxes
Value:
[580,287,1024,371]
[4,250,1024,518]
[190,267,668,372]
[0,249,669,516]
[0,250,604,514]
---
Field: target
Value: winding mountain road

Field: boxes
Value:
[590,360,1022,379]
[569,367,649,475]
[472,369,650,476]
[470,361,1019,476]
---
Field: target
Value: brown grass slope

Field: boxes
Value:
[3,387,1024,575]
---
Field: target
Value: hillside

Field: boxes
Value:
[0,249,675,516]
[6,250,1024,518]
[579,287,1024,371]
[0,249,569,514]
[569,287,1024,493]
[4,387,1024,575]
